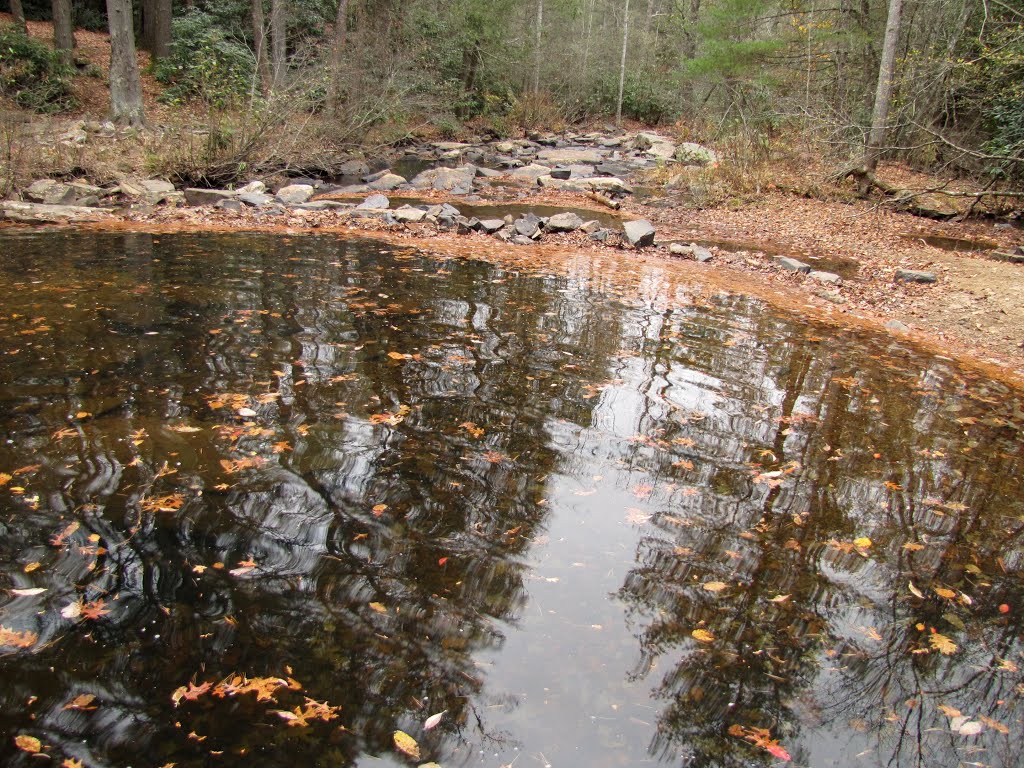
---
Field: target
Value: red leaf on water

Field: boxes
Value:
[765,744,791,761]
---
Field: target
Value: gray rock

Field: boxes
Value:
[432,141,471,152]
[237,180,266,194]
[393,205,426,223]
[275,184,315,205]
[581,220,602,234]
[645,142,677,160]
[409,165,477,192]
[477,218,505,234]
[494,141,516,154]
[184,188,236,206]
[810,270,842,285]
[773,256,812,273]
[514,214,542,239]
[675,142,719,166]
[589,229,612,242]
[511,235,537,246]
[216,199,244,212]
[669,243,693,256]
[549,168,572,180]
[510,164,552,181]
[895,269,937,284]
[544,212,584,232]
[540,176,633,194]
[623,219,656,248]
[1,200,111,223]
[537,147,606,165]
[357,193,390,210]
[361,169,393,183]
[476,166,503,178]
[118,178,176,203]
[692,244,714,262]
[991,250,1024,264]
[24,180,76,206]
[238,192,274,207]
[367,173,406,191]
[458,217,478,234]
[338,159,371,177]
[885,319,911,333]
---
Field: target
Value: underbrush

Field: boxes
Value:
[0,23,78,113]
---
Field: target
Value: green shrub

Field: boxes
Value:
[154,11,255,107]
[0,23,78,113]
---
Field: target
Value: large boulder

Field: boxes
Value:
[366,173,407,191]
[1,200,112,223]
[409,165,477,193]
[537,147,606,165]
[623,219,656,248]
[357,193,390,210]
[514,214,542,239]
[544,212,584,233]
[675,142,719,166]
[119,178,177,204]
[393,205,427,223]
[184,188,236,206]
[275,184,315,205]
[510,164,553,181]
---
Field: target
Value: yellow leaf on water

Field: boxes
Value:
[393,730,421,760]
[853,537,872,549]
[934,587,956,599]
[928,633,957,655]
[691,629,715,643]
[0,472,11,486]
[702,582,728,593]
[769,594,791,603]
[369,602,388,614]
[14,734,41,753]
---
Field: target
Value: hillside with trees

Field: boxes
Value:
[1,0,1021,208]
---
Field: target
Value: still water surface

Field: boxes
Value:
[0,231,1022,768]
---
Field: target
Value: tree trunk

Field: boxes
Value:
[252,0,270,95]
[105,0,145,126]
[532,0,543,95]
[270,0,286,90]
[326,0,349,113]
[51,0,75,63]
[151,0,172,60]
[615,0,631,126]
[9,0,27,34]
[860,0,903,183]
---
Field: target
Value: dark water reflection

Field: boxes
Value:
[0,231,1022,768]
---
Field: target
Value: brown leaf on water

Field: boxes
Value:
[691,629,715,643]
[14,734,42,753]
[0,472,11,486]
[393,730,421,760]
[64,694,98,711]
[459,421,484,438]
[140,493,185,513]
[928,632,957,655]
[979,714,1010,735]
[933,587,957,599]
[51,521,80,547]
[80,600,110,621]
[369,602,388,614]
[220,456,267,474]
[702,581,728,593]
[62,759,85,768]
[0,626,38,648]
[272,441,292,454]
[387,351,411,360]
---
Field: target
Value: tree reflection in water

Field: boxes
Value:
[0,232,1021,768]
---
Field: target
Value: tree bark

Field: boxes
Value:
[252,0,271,95]
[861,0,902,181]
[150,0,172,60]
[51,0,75,63]
[615,0,631,126]
[105,0,145,126]
[533,0,543,95]
[270,0,286,89]
[9,0,27,34]
[326,0,349,113]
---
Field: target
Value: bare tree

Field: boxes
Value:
[860,0,903,184]
[615,0,631,126]
[270,0,287,89]
[105,0,145,126]
[51,0,75,64]
[252,0,271,94]
[326,0,349,113]
[9,0,27,34]
[533,0,543,95]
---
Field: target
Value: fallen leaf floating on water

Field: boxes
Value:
[393,730,421,760]
[951,717,984,736]
[853,536,872,549]
[692,629,715,643]
[728,724,791,761]
[928,632,957,655]
[702,581,728,593]
[934,587,957,599]
[0,472,11,486]
[769,594,791,603]
[62,759,84,768]
[0,627,39,649]
[14,734,42,753]
[63,694,98,711]
[908,581,925,599]
[369,602,388,614]
[10,587,46,597]
[423,710,446,730]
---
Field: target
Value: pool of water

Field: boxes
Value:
[1,231,1023,768]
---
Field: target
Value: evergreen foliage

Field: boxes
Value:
[0,22,78,112]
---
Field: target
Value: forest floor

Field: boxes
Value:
[3,12,1024,385]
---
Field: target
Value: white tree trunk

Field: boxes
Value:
[615,0,631,126]
[533,0,543,95]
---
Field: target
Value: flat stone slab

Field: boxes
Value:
[185,188,236,206]
[810,270,842,284]
[773,256,812,273]
[538,176,633,194]
[393,205,426,223]
[537,147,607,165]
[544,212,584,232]
[895,269,937,283]
[357,194,390,210]
[1,200,112,223]
[276,184,315,205]
[510,164,552,180]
